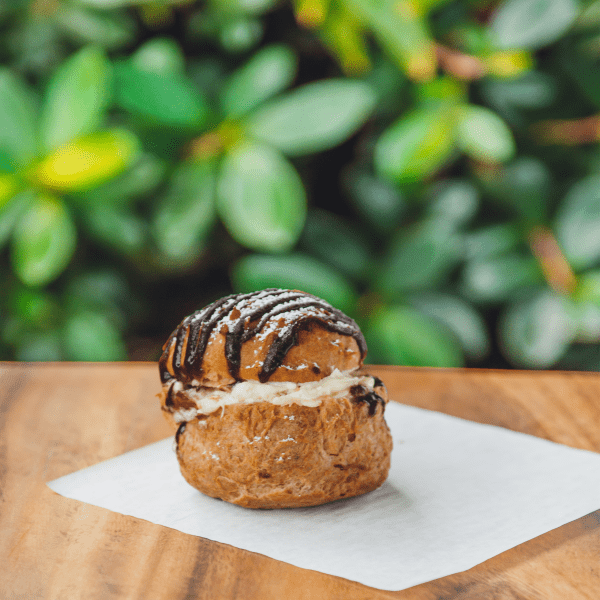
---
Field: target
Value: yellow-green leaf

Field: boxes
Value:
[32,129,139,192]
[374,107,456,184]
[0,174,19,208]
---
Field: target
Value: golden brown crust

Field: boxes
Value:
[180,321,361,388]
[175,393,393,509]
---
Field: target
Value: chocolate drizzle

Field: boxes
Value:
[350,384,385,416]
[175,422,186,447]
[372,376,384,389]
[164,382,175,408]
[158,289,367,385]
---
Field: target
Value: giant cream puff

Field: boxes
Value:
[158,288,392,508]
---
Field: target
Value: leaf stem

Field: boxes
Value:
[435,45,486,80]
[528,226,577,295]
[531,114,600,145]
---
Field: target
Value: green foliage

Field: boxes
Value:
[220,44,297,117]
[499,290,577,368]
[217,142,306,252]
[114,60,210,128]
[555,175,600,269]
[369,305,464,367]
[246,79,376,156]
[489,0,579,50]
[39,45,112,153]
[374,106,456,184]
[232,253,357,315]
[152,160,216,264]
[0,0,599,371]
[0,69,38,168]
[456,106,515,164]
[11,195,77,288]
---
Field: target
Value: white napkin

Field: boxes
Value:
[48,403,600,591]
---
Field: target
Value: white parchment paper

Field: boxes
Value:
[48,403,600,591]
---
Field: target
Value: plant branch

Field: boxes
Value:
[528,226,577,295]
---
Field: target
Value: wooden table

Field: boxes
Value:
[2,362,600,599]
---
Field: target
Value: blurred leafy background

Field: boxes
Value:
[1,0,600,370]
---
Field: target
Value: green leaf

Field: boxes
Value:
[217,142,306,252]
[114,60,210,128]
[11,195,77,287]
[81,202,146,255]
[500,291,576,368]
[0,68,38,167]
[64,270,133,328]
[558,344,600,371]
[221,44,297,118]
[0,192,33,250]
[555,174,600,269]
[55,5,137,50]
[63,309,127,361]
[374,107,456,184]
[368,305,464,367]
[0,174,19,207]
[343,171,405,232]
[575,270,600,305]
[481,71,556,126]
[457,105,515,164]
[490,0,579,50]
[427,179,478,227]
[246,79,376,156]
[300,209,372,280]
[572,302,600,343]
[558,38,600,109]
[153,161,216,262]
[131,37,185,76]
[461,253,543,303]
[232,252,357,316]
[219,17,263,54]
[15,331,63,362]
[33,128,140,192]
[39,46,112,153]
[409,292,489,359]
[415,77,465,108]
[486,157,550,225]
[10,286,60,328]
[377,220,463,295]
[78,152,167,205]
[464,223,521,261]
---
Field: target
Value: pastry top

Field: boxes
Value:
[159,289,367,388]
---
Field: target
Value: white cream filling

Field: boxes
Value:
[171,369,376,422]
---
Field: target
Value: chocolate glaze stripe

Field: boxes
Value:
[159,289,367,385]
[179,292,258,380]
[225,297,331,380]
[161,290,277,383]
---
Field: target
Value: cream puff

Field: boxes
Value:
[158,288,392,508]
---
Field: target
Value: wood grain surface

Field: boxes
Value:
[1,362,599,599]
